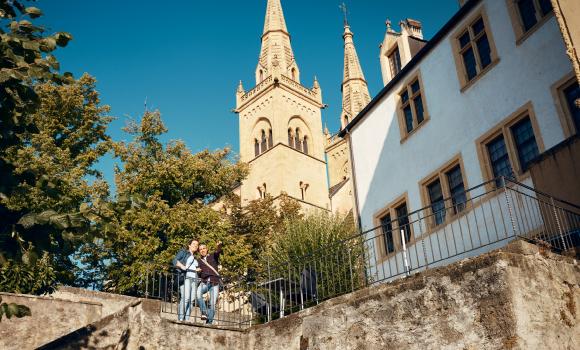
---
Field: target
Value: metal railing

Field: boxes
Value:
[141,177,580,329]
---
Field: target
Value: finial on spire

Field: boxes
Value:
[386,19,392,29]
[339,2,349,27]
[237,80,245,95]
[313,76,320,89]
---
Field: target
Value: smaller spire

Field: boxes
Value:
[237,80,245,95]
[313,76,320,89]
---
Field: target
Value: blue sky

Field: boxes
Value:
[37,0,460,191]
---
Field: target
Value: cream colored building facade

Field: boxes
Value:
[234,0,372,214]
[235,0,329,211]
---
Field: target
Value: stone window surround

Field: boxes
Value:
[505,0,554,46]
[419,154,471,231]
[396,70,430,143]
[551,71,579,138]
[475,101,545,191]
[450,5,500,93]
[373,192,415,261]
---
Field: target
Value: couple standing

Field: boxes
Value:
[173,238,222,324]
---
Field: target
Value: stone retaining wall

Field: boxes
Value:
[4,240,580,350]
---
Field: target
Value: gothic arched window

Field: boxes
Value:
[260,130,267,153]
[291,68,296,80]
[259,70,264,82]
[303,136,309,155]
[295,128,302,152]
[288,128,294,148]
[254,139,259,157]
[268,129,273,149]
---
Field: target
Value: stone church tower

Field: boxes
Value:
[234,0,330,211]
[325,22,371,214]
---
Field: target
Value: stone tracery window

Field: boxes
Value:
[288,126,310,155]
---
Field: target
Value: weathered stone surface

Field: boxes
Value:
[2,240,579,350]
[0,293,103,350]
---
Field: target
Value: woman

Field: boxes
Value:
[173,238,199,321]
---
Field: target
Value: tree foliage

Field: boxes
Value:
[0,1,118,295]
[77,111,250,293]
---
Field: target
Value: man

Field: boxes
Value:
[196,241,222,324]
[173,238,199,321]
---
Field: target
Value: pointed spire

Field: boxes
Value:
[313,76,320,89]
[237,80,245,96]
[341,24,371,130]
[256,0,300,85]
[263,0,288,35]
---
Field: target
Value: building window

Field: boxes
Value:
[507,0,553,44]
[421,156,468,228]
[288,127,309,155]
[257,183,267,199]
[452,10,498,90]
[295,129,302,152]
[254,139,260,157]
[477,102,544,188]
[388,46,402,78]
[427,180,445,226]
[446,165,467,214]
[380,213,395,254]
[398,74,429,140]
[395,203,412,244]
[511,117,539,172]
[260,130,267,153]
[268,129,273,148]
[299,181,309,201]
[553,74,580,138]
[487,135,514,181]
[374,194,413,258]
[288,128,294,148]
[564,83,580,133]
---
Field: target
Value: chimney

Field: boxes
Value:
[401,18,423,40]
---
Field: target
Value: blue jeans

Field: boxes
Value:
[178,277,197,321]
[197,281,219,324]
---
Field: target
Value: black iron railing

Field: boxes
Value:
[140,177,580,329]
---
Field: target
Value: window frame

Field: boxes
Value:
[419,155,471,229]
[506,0,554,45]
[396,72,430,142]
[373,193,415,260]
[552,72,580,138]
[451,7,500,92]
[476,101,545,190]
[387,44,403,78]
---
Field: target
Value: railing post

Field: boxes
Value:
[267,256,272,323]
[502,177,519,238]
[551,197,568,251]
[348,247,354,292]
[400,229,411,276]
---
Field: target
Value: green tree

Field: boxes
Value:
[84,111,250,294]
[267,211,363,301]
[0,74,113,294]
[0,0,116,295]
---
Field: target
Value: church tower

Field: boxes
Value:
[235,0,330,211]
[326,21,371,214]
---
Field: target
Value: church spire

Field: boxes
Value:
[256,0,300,85]
[341,23,371,130]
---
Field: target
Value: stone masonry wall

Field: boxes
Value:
[5,240,580,350]
[0,293,103,350]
